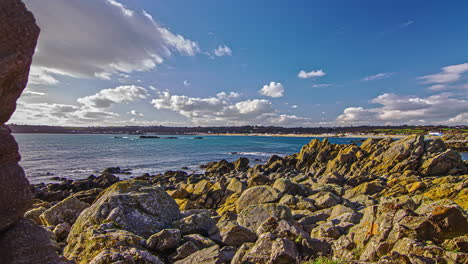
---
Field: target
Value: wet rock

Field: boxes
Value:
[40,195,89,226]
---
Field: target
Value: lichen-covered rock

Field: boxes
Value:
[64,180,181,263]
[40,195,89,226]
[173,212,217,236]
[212,221,257,246]
[236,186,282,213]
[231,232,299,264]
[147,229,181,252]
[53,222,71,241]
[89,247,164,264]
[24,206,46,225]
[238,204,292,233]
[174,245,233,264]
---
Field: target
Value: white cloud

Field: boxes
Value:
[183,80,191,87]
[77,85,148,108]
[10,102,119,125]
[298,69,326,79]
[259,82,284,98]
[362,72,394,82]
[22,91,46,97]
[419,63,468,84]
[214,45,232,57]
[216,92,240,99]
[337,92,468,125]
[151,91,277,125]
[24,0,200,82]
[129,110,144,117]
[291,105,298,109]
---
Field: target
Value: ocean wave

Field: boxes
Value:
[228,151,283,157]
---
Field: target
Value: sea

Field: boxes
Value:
[13,134,468,184]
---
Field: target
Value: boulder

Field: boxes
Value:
[238,204,292,233]
[174,245,234,264]
[231,232,299,264]
[147,229,181,252]
[173,212,218,236]
[233,157,250,171]
[64,180,181,263]
[53,222,71,241]
[213,221,257,246]
[89,247,163,264]
[172,242,199,261]
[24,206,46,225]
[0,218,63,264]
[236,186,282,213]
[39,195,89,226]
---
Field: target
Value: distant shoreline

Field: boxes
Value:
[12,131,439,140]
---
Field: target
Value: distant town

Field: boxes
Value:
[8,124,468,136]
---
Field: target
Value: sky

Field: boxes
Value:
[10,0,468,127]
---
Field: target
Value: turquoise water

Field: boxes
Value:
[13,134,468,184]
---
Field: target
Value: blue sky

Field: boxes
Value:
[11,0,468,126]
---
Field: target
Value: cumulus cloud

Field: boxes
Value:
[151,91,275,124]
[24,0,200,82]
[362,72,394,82]
[298,69,326,79]
[214,45,232,57]
[259,82,284,98]
[77,85,148,108]
[10,102,119,125]
[419,63,468,85]
[337,93,468,125]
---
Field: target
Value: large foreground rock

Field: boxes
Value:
[0,218,63,264]
[64,180,181,263]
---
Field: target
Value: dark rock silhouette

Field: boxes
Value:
[0,1,62,263]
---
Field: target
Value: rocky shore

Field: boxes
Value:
[24,135,468,263]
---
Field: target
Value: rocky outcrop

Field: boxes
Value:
[21,134,468,263]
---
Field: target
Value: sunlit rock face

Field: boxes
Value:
[0,1,62,263]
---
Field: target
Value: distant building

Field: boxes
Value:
[428,131,443,136]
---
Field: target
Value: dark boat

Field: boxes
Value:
[139,136,160,139]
